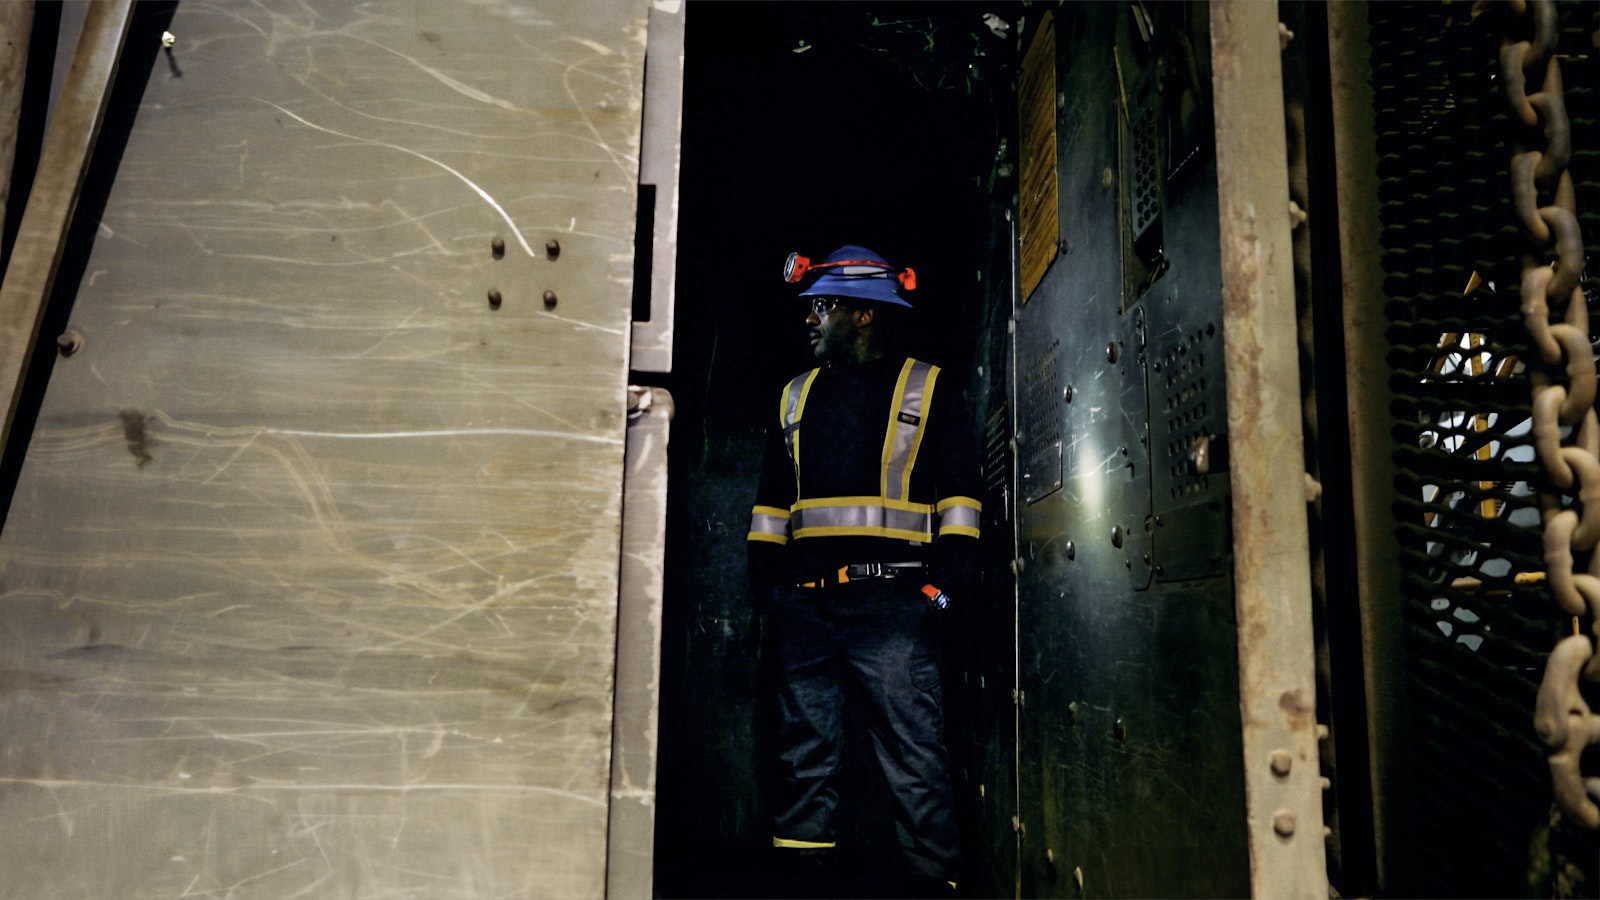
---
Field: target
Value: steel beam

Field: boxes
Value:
[1210,2,1330,896]
[0,0,132,453]
[0,1,33,245]
[629,1,684,374]
[1325,2,1407,889]
[607,385,674,899]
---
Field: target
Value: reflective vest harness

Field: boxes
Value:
[747,358,981,545]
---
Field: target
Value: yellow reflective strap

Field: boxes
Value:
[898,361,936,500]
[749,504,792,544]
[881,359,915,498]
[935,495,982,538]
[792,495,931,511]
[781,369,821,495]
[881,359,938,502]
[772,837,837,850]
[790,495,936,541]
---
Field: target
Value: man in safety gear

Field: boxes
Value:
[748,244,981,897]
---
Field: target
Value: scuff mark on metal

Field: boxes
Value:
[256,100,538,258]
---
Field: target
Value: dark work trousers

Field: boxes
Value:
[767,579,959,881]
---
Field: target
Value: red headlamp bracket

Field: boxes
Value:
[783,251,917,291]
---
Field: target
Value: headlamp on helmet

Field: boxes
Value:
[783,250,917,292]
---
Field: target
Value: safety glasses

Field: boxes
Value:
[809,297,848,317]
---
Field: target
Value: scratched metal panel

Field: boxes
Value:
[0,2,646,897]
[1012,4,1249,896]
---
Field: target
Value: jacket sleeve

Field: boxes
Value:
[747,420,796,592]
[924,384,983,598]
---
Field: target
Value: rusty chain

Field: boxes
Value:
[1489,0,1600,830]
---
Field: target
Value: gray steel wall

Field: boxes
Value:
[1011,4,1251,896]
[0,1,648,896]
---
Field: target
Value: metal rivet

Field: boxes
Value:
[1107,341,1121,363]
[1111,526,1124,549]
[1062,384,1074,403]
[491,237,505,259]
[1068,701,1080,724]
[543,290,558,309]
[1273,809,1296,837]
[1269,749,1293,777]
[1047,848,1055,864]
[1113,716,1127,742]
[56,330,84,357]
[1065,541,1075,561]
[487,289,502,309]
[545,239,561,260]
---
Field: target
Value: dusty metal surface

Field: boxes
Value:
[0,1,648,896]
[0,1,32,236]
[608,386,673,899]
[1209,2,1329,896]
[628,1,683,375]
[0,0,132,451]
[1012,4,1250,897]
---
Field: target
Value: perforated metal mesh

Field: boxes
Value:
[1132,106,1161,239]
[1370,3,1599,895]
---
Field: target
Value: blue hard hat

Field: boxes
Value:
[793,244,915,309]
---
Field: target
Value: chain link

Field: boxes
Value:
[1496,0,1600,830]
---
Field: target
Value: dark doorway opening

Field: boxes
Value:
[653,4,1021,896]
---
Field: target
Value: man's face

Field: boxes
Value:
[806,297,859,361]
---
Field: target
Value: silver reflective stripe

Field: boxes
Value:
[883,359,938,502]
[935,500,982,536]
[791,502,934,540]
[749,509,791,541]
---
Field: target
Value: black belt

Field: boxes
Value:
[799,562,926,588]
